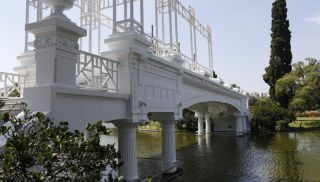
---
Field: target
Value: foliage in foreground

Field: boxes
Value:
[250,98,295,132]
[0,108,120,182]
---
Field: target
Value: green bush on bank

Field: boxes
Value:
[139,121,162,131]
[0,106,121,181]
[250,98,295,132]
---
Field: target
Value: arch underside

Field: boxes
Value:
[186,101,242,132]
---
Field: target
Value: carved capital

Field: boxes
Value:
[34,35,79,53]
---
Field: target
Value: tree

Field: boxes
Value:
[275,58,320,111]
[0,108,121,181]
[250,98,295,132]
[178,109,197,131]
[274,73,299,108]
[263,0,292,106]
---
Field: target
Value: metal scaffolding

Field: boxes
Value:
[24,0,214,76]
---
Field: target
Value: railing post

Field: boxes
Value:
[25,0,30,52]
[174,0,179,49]
[4,74,7,97]
[113,0,117,34]
[189,6,194,62]
[168,0,173,50]
[130,0,134,31]
[124,0,128,29]
[140,0,144,33]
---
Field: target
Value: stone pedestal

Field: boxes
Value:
[115,123,139,181]
[23,9,87,126]
[197,113,204,134]
[161,121,177,173]
[205,114,211,133]
[25,18,86,87]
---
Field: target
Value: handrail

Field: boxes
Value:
[0,72,26,98]
[76,51,119,92]
[145,33,212,77]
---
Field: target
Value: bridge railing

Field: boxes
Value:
[115,19,144,34]
[145,33,212,77]
[0,72,26,98]
[76,51,119,92]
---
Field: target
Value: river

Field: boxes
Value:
[102,130,320,182]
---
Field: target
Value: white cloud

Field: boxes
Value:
[305,14,320,25]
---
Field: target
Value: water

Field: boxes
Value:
[102,131,320,182]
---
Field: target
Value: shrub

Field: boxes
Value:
[250,98,295,132]
[276,120,288,131]
[0,108,121,181]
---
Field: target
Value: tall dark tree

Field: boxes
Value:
[263,0,292,107]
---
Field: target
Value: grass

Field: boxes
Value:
[289,117,320,129]
[296,117,320,121]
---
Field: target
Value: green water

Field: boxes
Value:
[102,131,320,181]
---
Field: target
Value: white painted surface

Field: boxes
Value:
[115,123,138,181]
[0,1,251,181]
[205,114,212,133]
[161,121,177,173]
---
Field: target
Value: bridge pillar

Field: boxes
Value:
[205,114,212,133]
[152,112,178,174]
[236,116,244,136]
[242,116,248,134]
[114,122,139,181]
[161,120,177,173]
[197,113,204,134]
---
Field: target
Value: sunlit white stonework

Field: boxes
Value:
[0,0,250,181]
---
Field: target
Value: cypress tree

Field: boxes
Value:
[263,0,292,106]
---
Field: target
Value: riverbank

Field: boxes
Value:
[288,117,320,131]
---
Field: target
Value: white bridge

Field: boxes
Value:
[0,0,250,181]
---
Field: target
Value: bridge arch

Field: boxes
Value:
[181,95,242,114]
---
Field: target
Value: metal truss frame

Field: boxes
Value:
[24,0,214,76]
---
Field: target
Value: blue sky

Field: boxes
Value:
[0,0,319,93]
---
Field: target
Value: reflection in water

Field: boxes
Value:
[102,130,320,181]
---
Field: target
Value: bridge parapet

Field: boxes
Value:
[0,72,26,98]
[8,50,121,96]
[76,50,119,92]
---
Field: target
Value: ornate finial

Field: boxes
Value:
[44,0,75,19]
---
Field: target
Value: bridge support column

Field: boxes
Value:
[236,116,243,136]
[161,120,177,173]
[242,116,247,134]
[205,114,211,134]
[197,113,204,134]
[115,123,139,181]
